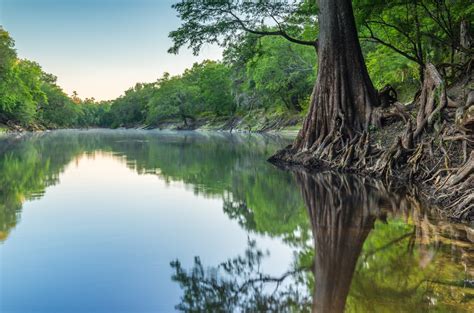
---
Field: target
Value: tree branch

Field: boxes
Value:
[366,19,417,46]
[226,9,317,48]
[361,23,421,64]
[237,265,310,294]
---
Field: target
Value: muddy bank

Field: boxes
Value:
[0,121,49,133]
[205,111,303,133]
[141,111,304,133]
[1,110,304,135]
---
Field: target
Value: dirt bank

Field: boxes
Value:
[146,110,304,133]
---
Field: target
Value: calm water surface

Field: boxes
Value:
[0,130,472,312]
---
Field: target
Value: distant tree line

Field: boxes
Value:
[106,35,316,128]
[0,0,471,130]
[0,27,110,129]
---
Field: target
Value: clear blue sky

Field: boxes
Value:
[0,0,222,100]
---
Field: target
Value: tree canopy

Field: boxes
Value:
[356,0,473,79]
[1,0,472,132]
[168,0,318,55]
[0,27,111,129]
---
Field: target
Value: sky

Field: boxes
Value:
[0,0,223,100]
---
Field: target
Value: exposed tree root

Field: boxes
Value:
[270,63,473,221]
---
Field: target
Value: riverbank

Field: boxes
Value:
[1,109,305,134]
[270,66,473,223]
[1,121,471,223]
[0,121,48,133]
[2,80,472,223]
[271,154,473,224]
[136,109,304,133]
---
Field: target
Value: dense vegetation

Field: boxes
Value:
[163,0,473,220]
[0,27,110,130]
[106,36,316,129]
[1,1,471,132]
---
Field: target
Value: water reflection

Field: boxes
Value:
[1,130,300,312]
[172,170,474,312]
[0,130,298,243]
[297,172,378,313]
[0,130,472,312]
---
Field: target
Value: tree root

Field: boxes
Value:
[270,63,473,221]
[447,151,474,187]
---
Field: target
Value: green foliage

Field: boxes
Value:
[146,75,198,125]
[0,26,111,129]
[0,27,16,76]
[168,0,316,55]
[38,79,78,127]
[167,0,473,116]
[107,34,316,128]
[0,28,46,125]
[2,1,473,129]
[227,35,316,112]
[189,61,234,116]
[366,46,419,89]
[108,83,155,127]
[108,61,235,127]
[162,0,318,123]
[356,0,474,77]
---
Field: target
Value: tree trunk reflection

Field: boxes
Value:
[295,171,399,313]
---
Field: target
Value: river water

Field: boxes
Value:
[0,130,472,312]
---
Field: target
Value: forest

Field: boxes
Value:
[4,0,469,132]
[1,26,316,131]
[0,0,473,219]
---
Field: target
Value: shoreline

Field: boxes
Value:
[269,153,472,224]
[269,118,473,224]
[2,124,471,223]
[0,113,304,136]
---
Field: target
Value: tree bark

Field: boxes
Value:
[293,0,378,152]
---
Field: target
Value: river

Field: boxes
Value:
[0,129,472,312]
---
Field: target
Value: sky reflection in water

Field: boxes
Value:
[0,130,472,312]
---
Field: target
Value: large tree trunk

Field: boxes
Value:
[293,0,378,152]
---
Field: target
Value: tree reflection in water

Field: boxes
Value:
[171,239,312,312]
[171,171,474,312]
[0,131,471,311]
[297,172,380,313]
